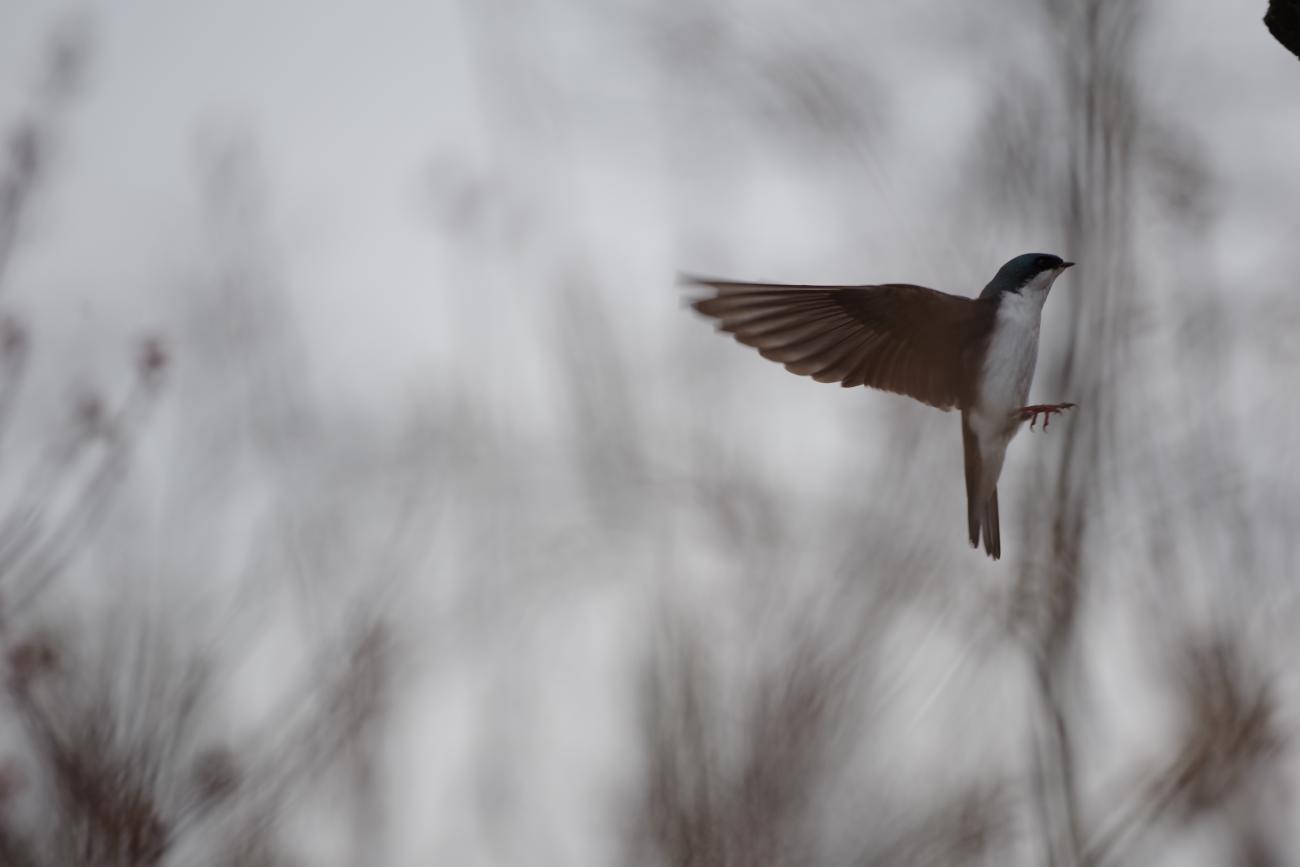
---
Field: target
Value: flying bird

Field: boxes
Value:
[683,253,1076,560]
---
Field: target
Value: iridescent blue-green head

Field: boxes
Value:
[979,253,1074,300]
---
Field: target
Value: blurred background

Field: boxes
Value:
[1,1,1299,864]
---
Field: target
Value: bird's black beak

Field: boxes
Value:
[1060,261,1075,269]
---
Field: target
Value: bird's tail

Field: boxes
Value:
[962,414,1001,560]
[965,487,1001,560]
[981,489,1001,560]
[963,416,981,548]
[967,493,980,549]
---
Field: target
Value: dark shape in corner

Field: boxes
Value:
[1265,0,1300,60]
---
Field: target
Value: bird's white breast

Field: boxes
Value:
[970,289,1045,450]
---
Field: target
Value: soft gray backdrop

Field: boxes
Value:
[1,2,1298,865]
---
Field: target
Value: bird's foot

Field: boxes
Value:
[1014,402,1076,431]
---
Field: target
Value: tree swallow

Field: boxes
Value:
[683,253,1075,560]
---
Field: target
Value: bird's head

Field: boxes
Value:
[981,253,1074,300]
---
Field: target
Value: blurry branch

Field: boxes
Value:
[970,0,1152,863]
[188,133,316,463]
[553,272,648,526]
[177,615,397,861]
[1009,0,1294,861]
[172,139,413,861]
[739,45,884,151]
[0,21,133,628]
[628,582,1014,867]
[1084,635,1282,867]
[1138,120,1213,232]
[0,316,30,452]
[1,342,167,621]
[0,17,91,291]
[1159,637,1280,823]
[1022,6,1146,865]
[630,617,852,867]
[634,624,723,867]
[0,28,412,864]
[733,641,847,861]
[4,621,208,866]
[2,607,398,867]
[1265,0,1300,60]
[860,784,1010,867]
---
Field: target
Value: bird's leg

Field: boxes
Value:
[1013,402,1076,431]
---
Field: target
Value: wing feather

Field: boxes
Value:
[685,276,992,410]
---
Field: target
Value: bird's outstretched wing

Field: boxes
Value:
[684,276,989,410]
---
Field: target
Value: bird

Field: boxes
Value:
[683,253,1076,560]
